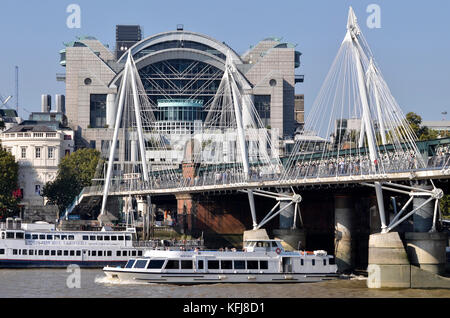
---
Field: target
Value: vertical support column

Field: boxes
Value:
[334,195,355,273]
[412,183,434,232]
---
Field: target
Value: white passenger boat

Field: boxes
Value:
[103,238,338,284]
[0,218,203,268]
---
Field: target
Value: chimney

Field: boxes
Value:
[55,94,66,114]
[41,94,51,113]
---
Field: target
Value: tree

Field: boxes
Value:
[42,148,100,212]
[0,147,19,219]
[441,195,450,219]
[405,112,441,141]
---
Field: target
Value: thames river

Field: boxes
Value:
[0,269,449,298]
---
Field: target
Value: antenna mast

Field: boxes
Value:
[15,66,19,113]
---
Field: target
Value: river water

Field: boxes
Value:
[0,269,449,298]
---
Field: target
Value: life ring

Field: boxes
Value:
[275,248,282,254]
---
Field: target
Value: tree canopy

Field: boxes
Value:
[405,112,449,141]
[42,148,100,212]
[0,147,19,219]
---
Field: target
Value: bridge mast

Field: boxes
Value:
[346,7,387,231]
[227,59,258,229]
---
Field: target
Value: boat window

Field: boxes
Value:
[138,251,143,256]
[38,250,43,256]
[197,260,204,270]
[54,235,60,240]
[97,236,103,241]
[147,260,165,269]
[111,236,117,241]
[61,235,67,240]
[118,236,124,241]
[90,236,96,241]
[104,236,110,241]
[7,232,14,239]
[39,234,45,240]
[301,259,304,266]
[131,251,137,256]
[57,250,62,256]
[70,251,75,256]
[16,232,24,239]
[165,260,180,269]
[0,249,4,255]
[92,251,97,257]
[68,235,74,241]
[25,234,31,239]
[234,260,245,270]
[46,235,53,240]
[64,251,69,256]
[51,250,56,256]
[76,251,81,256]
[257,242,263,247]
[22,249,27,255]
[1,232,4,239]
[125,235,131,241]
[181,260,193,270]
[123,251,128,256]
[107,251,112,257]
[312,259,315,266]
[13,249,17,255]
[116,251,121,257]
[45,250,50,256]
[32,234,38,240]
[271,242,278,248]
[221,260,232,270]
[134,260,148,269]
[82,235,88,240]
[29,250,34,256]
[98,251,103,257]
[260,261,268,270]
[247,261,258,270]
[208,260,219,270]
[125,260,136,268]
[323,259,327,266]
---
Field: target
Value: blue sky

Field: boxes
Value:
[0,0,449,120]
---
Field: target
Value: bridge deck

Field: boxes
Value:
[82,168,450,198]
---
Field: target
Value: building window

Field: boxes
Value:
[48,147,54,159]
[21,147,27,159]
[65,149,71,157]
[35,185,41,196]
[35,147,41,159]
[90,94,107,128]
[254,95,271,128]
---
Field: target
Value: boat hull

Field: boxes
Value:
[103,268,338,284]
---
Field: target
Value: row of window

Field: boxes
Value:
[5,146,71,159]
[126,259,270,271]
[0,249,143,258]
[1,232,132,242]
[125,258,329,270]
[82,235,132,241]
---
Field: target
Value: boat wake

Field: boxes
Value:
[94,275,149,285]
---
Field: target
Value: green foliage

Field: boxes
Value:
[441,194,450,219]
[405,112,444,141]
[42,148,100,212]
[0,147,19,218]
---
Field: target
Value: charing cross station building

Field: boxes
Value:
[59,25,305,162]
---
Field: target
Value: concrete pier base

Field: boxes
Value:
[367,232,410,288]
[243,229,269,242]
[367,232,450,289]
[405,232,448,276]
[273,228,306,251]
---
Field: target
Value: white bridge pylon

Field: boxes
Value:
[283,7,443,233]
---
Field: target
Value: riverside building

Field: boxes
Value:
[58,26,304,161]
